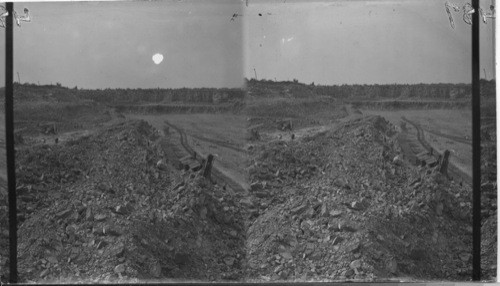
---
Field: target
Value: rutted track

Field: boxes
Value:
[401,116,471,183]
[421,127,471,146]
[190,134,245,153]
[401,116,433,153]
[164,120,248,194]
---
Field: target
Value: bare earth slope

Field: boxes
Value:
[10,120,247,282]
[246,116,473,281]
[0,82,496,282]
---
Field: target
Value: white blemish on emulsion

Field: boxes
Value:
[152,53,164,65]
[281,37,294,44]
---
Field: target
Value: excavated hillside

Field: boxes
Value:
[479,117,497,279]
[350,100,470,110]
[0,112,494,282]
[246,116,475,281]
[3,120,247,283]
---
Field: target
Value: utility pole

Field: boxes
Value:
[253,68,258,80]
[16,72,20,83]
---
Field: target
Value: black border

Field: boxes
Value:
[5,1,17,284]
[3,0,485,283]
[471,0,481,281]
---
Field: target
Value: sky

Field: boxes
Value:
[245,0,496,85]
[0,0,244,89]
[0,0,496,88]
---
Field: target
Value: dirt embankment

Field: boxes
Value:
[479,119,497,279]
[1,113,495,282]
[163,120,248,194]
[114,103,244,115]
[14,102,112,137]
[400,116,472,184]
[1,81,496,282]
[245,98,347,133]
[1,120,248,283]
[245,116,476,281]
[0,112,5,188]
[350,100,469,110]
[0,112,6,281]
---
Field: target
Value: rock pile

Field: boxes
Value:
[480,122,497,280]
[245,116,475,281]
[0,113,495,282]
[1,120,246,283]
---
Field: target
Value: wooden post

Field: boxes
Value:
[203,154,214,179]
[439,150,450,175]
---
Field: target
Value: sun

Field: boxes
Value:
[152,53,164,65]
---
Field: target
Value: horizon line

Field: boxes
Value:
[0,78,496,91]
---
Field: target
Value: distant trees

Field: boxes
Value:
[311,83,473,99]
[247,78,496,99]
[72,86,245,104]
[8,79,496,104]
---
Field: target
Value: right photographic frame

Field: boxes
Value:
[243,0,496,281]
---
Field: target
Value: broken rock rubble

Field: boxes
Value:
[246,116,475,281]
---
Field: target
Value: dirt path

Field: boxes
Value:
[123,113,249,195]
[401,115,471,146]
[261,103,362,142]
[421,127,471,146]
[361,109,472,183]
[401,116,433,152]
[402,116,471,183]
[164,120,249,195]
[164,120,193,155]
[189,134,245,153]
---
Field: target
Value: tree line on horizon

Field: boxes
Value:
[247,78,496,99]
[7,83,246,104]
[2,79,496,102]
